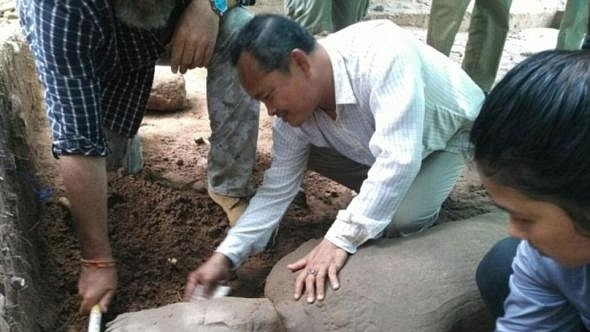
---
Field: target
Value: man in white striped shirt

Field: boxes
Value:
[184,14,485,304]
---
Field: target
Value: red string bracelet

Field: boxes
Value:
[80,258,117,268]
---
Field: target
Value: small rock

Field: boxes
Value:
[146,66,188,112]
[194,136,210,146]
[57,196,71,210]
[191,182,207,193]
[8,276,25,290]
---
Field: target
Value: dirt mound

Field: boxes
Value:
[39,140,372,330]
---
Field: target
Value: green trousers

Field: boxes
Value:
[307,146,467,237]
[427,0,513,92]
[284,0,370,34]
[556,0,589,50]
[205,7,259,197]
[110,7,259,197]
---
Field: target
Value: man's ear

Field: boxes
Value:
[290,49,312,77]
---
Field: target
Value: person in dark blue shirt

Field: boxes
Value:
[472,50,590,331]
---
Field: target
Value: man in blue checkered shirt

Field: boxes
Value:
[17,0,259,314]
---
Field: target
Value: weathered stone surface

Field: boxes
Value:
[0,23,55,332]
[105,298,286,332]
[265,212,509,332]
[146,66,187,112]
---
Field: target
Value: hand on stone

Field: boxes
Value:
[170,0,219,74]
[183,252,231,301]
[78,266,117,314]
[288,239,348,304]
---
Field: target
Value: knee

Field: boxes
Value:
[386,209,439,237]
[476,237,520,318]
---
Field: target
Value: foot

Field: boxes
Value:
[207,188,249,227]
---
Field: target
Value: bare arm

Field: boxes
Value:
[59,155,117,314]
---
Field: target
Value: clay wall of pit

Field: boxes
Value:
[0,23,57,332]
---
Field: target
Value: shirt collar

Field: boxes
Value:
[319,39,358,106]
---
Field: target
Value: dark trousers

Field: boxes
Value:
[475,236,520,318]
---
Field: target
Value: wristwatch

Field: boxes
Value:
[210,0,255,16]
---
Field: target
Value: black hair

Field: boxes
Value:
[470,50,590,234]
[230,14,316,72]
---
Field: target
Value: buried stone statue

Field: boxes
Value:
[105,212,506,332]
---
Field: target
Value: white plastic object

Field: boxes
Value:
[88,304,101,332]
[190,284,230,302]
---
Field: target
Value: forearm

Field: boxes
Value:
[217,159,308,266]
[216,174,303,267]
[58,155,112,260]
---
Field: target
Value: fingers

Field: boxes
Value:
[328,264,340,290]
[293,267,326,304]
[290,241,348,304]
[203,44,215,67]
[293,268,307,300]
[287,257,307,272]
[184,254,231,301]
[183,269,200,301]
[78,267,117,315]
[178,40,198,74]
[79,289,111,314]
[169,0,219,73]
[78,284,97,314]
[187,41,214,70]
[183,270,217,300]
[170,38,185,74]
[170,39,215,74]
[291,256,311,300]
[99,289,115,312]
[305,270,317,303]
[79,297,93,315]
[316,269,327,301]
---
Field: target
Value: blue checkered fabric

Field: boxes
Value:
[17,0,180,156]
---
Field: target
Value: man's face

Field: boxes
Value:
[480,172,590,267]
[236,51,317,126]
